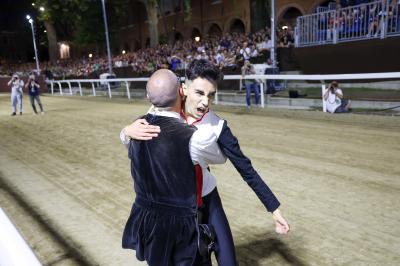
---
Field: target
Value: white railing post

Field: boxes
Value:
[260,82,265,108]
[50,81,54,95]
[78,82,82,96]
[125,81,131,100]
[333,11,338,44]
[68,82,72,95]
[58,82,63,95]
[91,82,96,96]
[381,0,389,39]
[321,82,327,112]
[107,82,112,98]
[215,90,219,105]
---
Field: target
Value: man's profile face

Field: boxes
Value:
[184,77,217,119]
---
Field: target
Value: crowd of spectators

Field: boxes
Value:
[308,0,400,43]
[0,26,295,79]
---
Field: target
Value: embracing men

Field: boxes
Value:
[122,60,290,266]
[122,69,226,265]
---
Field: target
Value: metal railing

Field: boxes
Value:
[49,71,400,112]
[295,0,400,47]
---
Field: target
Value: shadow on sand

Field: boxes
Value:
[235,233,308,266]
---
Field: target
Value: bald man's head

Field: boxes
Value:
[146,69,180,108]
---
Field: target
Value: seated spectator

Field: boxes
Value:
[324,81,351,113]
[250,44,259,57]
[240,41,251,60]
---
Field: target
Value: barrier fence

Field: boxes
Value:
[49,72,400,112]
[295,0,400,47]
[0,208,42,266]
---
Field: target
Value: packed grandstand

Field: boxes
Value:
[0,0,399,79]
[0,27,294,79]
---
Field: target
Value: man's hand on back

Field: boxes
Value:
[124,119,161,141]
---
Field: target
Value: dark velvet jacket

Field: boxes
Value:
[128,114,197,208]
[122,114,198,251]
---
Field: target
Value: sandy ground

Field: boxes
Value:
[0,94,399,266]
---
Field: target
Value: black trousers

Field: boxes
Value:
[194,188,238,266]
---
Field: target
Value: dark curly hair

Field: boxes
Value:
[186,59,223,84]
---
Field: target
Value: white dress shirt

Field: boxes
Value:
[120,109,226,196]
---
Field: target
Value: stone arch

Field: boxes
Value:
[191,27,202,39]
[174,31,184,41]
[277,5,305,29]
[228,18,245,34]
[207,23,222,38]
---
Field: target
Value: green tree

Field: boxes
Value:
[33,0,129,61]
[139,0,159,47]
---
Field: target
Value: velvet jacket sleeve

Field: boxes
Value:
[217,121,280,213]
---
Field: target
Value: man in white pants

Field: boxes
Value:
[7,74,24,116]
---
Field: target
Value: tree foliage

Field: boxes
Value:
[33,0,129,45]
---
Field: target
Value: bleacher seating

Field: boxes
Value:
[296,0,400,47]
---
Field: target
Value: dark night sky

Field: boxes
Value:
[0,0,36,32]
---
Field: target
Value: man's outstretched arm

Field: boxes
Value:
[217,121,289,234]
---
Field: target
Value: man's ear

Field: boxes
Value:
[181,83,188,96]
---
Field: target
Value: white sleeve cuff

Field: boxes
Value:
[120,129,130,146]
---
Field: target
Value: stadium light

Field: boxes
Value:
[122,50,126,55]
[39,6,45,12]
[101,0,113,74]
[31,3,35,6]
[194,36,200,42]
[26,15,40,74]
[89,53,93,58]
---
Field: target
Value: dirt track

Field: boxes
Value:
[0,94,399,266]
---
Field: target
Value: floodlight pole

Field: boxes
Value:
[270,0,276,68]
[28,19,40,74]
[101,0,113,74]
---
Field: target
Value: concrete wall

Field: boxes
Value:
[294,37,400,74]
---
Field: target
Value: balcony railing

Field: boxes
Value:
[295,0,400,47]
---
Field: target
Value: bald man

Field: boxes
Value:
[122,69,226,266]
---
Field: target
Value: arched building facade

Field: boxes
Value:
[112,0,327,53]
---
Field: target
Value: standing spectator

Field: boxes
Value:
[25,74,44,115]
[324,81,351,113]
[241,60,260,109]
[7,74,24,116]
